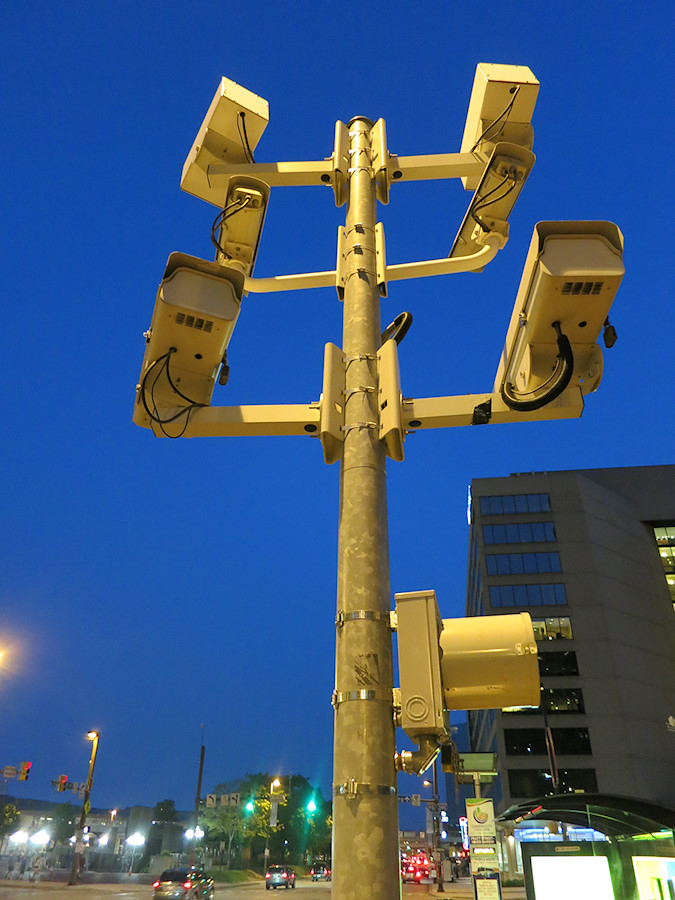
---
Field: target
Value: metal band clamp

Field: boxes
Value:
[333,780,396,799]
[332,689,393,707]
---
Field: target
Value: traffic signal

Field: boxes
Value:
[306,798,317,815]
[395,590,540,764]
[18,761,32,781]
[245,799,255,814]
[56,774,68,792]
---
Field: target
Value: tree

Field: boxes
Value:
[203,804,243,869]
[152,799,178,822]
[207,773,332,868]
[0,802,19,842]
[50,802,78,846]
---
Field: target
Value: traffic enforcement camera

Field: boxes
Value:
[395,590,540,745]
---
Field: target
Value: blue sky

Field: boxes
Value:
[1,0,672,833]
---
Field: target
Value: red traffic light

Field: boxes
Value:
[18,761,32,781]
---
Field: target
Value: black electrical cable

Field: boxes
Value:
[501,322,575,412]
[237,111,255,163]
[140,349,205,426]
[470,173,518,232]
[210,195,252,257]
[470,85,521,152]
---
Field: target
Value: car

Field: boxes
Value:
[265,865,296,889]
[152,867,215,899]
[310,862,331,881]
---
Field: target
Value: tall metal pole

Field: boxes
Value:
[191,739,205,866]
[332,117,400,900]
[68,731,99,885]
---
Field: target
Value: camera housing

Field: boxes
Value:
[181,77,269,208]
[494,221,624,410]
[460,63,539,191]
[133,253,245,429]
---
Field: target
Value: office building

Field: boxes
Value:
[465,465,675,813]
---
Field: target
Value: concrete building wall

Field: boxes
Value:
[465,465,675,813]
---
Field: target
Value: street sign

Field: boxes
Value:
[2,766,18,779]
[83,800,91,815]
[206,794,217,807]
[412,794,421,807]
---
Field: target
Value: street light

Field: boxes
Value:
[126,832,145,873]
[68,729,100,885]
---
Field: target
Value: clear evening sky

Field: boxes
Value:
[1,0,672,830]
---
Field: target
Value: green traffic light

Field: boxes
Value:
[306,798,316,814]
[245,799,255,813]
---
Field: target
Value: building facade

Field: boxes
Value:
[465,465,675,813]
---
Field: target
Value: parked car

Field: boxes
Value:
[152,867,215,899]
[265,865,296,889]
[310,862,331,881]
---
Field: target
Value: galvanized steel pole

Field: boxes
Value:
[332,117,400,900]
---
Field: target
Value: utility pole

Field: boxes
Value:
[68,730,99,885]
[332,117,399,900]
[191,734,205,866]
[133,65,624,900]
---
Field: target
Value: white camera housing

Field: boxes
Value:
[181,77,269,208]
[213,175,270,279]
[494,221,624,408]
[449,140,535,265]
[460,63,539,191]
[133,253,245,429]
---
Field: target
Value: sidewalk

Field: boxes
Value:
[429,878,526,899]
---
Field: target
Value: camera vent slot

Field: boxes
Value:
[562,281,604,296]
[174,312,214,332]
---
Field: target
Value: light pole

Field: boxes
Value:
[126,832,145,873]
[68,730,99,885]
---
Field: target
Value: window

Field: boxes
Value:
[486,552,562,575]
[652,525,675,609]
[538,651,579,676]
[544,688,585,714]
[508,768,597,797]
[489,584,567,608]
[483,522,556,545]
[531,617,573,641]
[479,494,551,516]
[502,687,585,716]
[504,727,591,755]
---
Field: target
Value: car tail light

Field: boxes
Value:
[183,881,191,889]
[152,882,160,889]
[265,873,270,879]
[282,872,288,878]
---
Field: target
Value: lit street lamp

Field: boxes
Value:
[126,832,145,872]
[68,730,99,885]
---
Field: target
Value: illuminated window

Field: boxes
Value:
[489,584,567,608]
[652,525,675,609]
[483,522,556,544]
[486,552,562,575]
[502,687,585,716]
[531,617,573,641]
[479,494,551,515]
